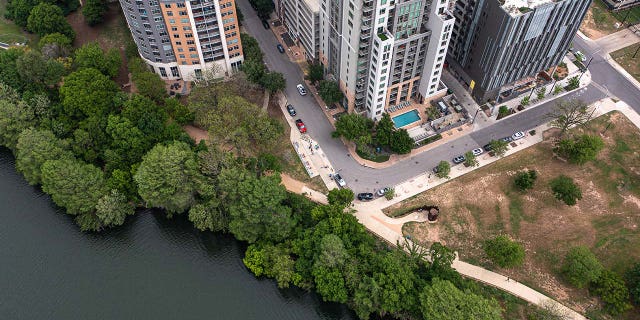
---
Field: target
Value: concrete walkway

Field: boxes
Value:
[593,27,640,54]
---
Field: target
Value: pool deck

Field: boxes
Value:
[392,109,422,129]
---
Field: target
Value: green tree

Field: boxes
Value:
[134,141,201,215]
[626,262,640,305]
[59,68,119,119]
[374,250,420,314]
[520,96,530,106]
[132,71,167,102]
[240,33,263,62]
[490,139,509,157]
[242,59,266,84]
[0,99,35,150]
[429,242,456,273]
[244,243,297,288]
[219,168,293,243]
[333,113,373,141]
[313,266,349,303]
[27,3,75,39]
[39,32,72,51]
[261,71,286,93]
[389,129,413,154]
[82,0,107,26]
[484,235,525,268]
[464,151,479,167]
[498,105,510,118]
[15,128,73,185]
[555,134,604,165]
[514,169,537,191]
[249,0,274,19]
[591,270,632,315]
[374,113,394,146]
[550,175,582,206]
[5,0,40,27]
[41,158,106,216]
[436,160,451,179]
[188,199,228,232]
[104,114,150,172]
[420,278,503,320]
[0,48,27,92]
[307,63,324,84]
[95,189,134,228]
[562,246,603,288]
[384,187,395,200]
[74,42,122,78]
[536,87,546,100]
[106,168,137,200]
[566,76,580,90]
[318,80,343,106]
[327,188,354,207]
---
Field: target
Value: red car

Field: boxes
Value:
[295,119,307,133]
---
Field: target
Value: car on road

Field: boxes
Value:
[276,44,285,53]
[574,50,585,62]
[500,136,513,143]
[334,173,346,187]
[295,119,307,133]
[452,155,466,164]
[286,104,296,116]
[376,187,391,197]
[357,193,374,201]
[296,84,307,95]
[483,143,493,152]
[471,148,484,156]
[261,19,270,29]
[511,131,525,141]
[432,166,440,174]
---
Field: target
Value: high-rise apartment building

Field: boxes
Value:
[119,0,244,81]
[319,0,454,120]
[278,0,321,60]
[448,0,591,102]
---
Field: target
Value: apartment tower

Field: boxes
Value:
[448,0,591,102]
[119,0,243,80]
[319,0,454,120]
[277,0,321,60]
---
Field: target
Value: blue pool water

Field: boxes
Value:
[392,109,421,128]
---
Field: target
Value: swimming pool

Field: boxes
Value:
[392,109,421,128]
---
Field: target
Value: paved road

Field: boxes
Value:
[573,34,640,113]
[238,1,625,192]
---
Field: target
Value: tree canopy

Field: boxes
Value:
[562,246,603,288]
[389,129,414,154]
[327,188,354,207]
[74,42,122,78]
[318,80,343,106]
[27,3,75,39]
[15,128,73,185]
[555,134,604,165]
[82,0,107,26]
[59,68,119,119]
[550,175,582,206]
[420,278,503,320]
[484,235,525,268]
[41,158,106,216]
[334,113,374,141]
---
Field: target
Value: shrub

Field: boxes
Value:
[626,262,640,305]
[463,151,479,167]
[484,235,525,268]
[562,246,603,288]
[497,105,510,119]
[550,175,582,206]
[555,134,604,165]
[514,170,537,191]
[384,187,395,200]
[435,160,450,179]
[591,270,632,315]
[327,188,354,207]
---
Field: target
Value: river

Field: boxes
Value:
[0,148,357,320]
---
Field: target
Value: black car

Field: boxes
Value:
[261,19,270,29]
[432,166,440,173]
[483,143,493,152]
[277,44,285,53]
[286,104,296,116]
[357,193,374,201]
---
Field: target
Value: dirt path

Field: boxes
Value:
[183,125,209,143]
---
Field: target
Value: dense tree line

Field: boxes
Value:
[334,113,414,156]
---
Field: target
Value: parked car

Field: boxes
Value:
[357,193,374,201]
[334,173,346,187]
[296,84,307,95]
[376,187,391,197]
[483,143,494,152]
[432,166,440,174]
[511,131,525,141]
[471,148,484,156]
[286,104,296,116]
[574,50,585,62]
[500,136,513,143]
[452,155,466,164]
[276,44,285,53]
[295,119,307,133]
[261,19,270,29]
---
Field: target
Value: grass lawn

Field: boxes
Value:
[611,44,640,83]
[386,110,640,318]
[0,0,34,45]
[580,0,640,39]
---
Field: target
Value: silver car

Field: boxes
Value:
[471,148,484,156]
[296,84,307,96]
[333,173,346,187]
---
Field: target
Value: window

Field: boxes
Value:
[159,67,167,77]
[164,4,171,8]
[179,11,187,16]
[170,66,179,77]
[166,11,173,16]
[189,47,196,52]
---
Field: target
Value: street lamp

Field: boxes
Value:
[470,108,480,124]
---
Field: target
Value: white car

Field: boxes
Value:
[376,187,391,197]
[333,173,346,187]
[511,131,525,141]
[296,84,307,96]
[471,148,484,156]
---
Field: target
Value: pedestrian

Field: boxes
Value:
[506,277,510,282]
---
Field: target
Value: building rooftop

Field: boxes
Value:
[302,0,320,13]
[500,0,555,16]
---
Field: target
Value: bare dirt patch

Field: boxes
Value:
[386,111,640,317]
